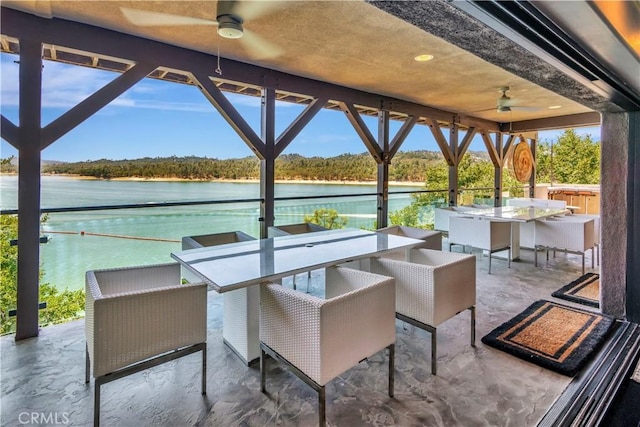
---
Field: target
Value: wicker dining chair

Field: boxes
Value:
[377,225,442,259]
[85,263,207,426]
[448,216,511,274]
[534,216,595,275]
[370,248,476,375]
[259,266,396,427]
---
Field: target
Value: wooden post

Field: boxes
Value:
[16,38,42,340]
[377,111,390,228]
[260,88,276,239]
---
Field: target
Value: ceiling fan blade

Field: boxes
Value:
[465,107,497,114]
[232,0,290,21]
[242,28,285,59]
[120,7,217,26]
[511,106,542,112]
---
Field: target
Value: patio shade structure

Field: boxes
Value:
[0,0,638,352]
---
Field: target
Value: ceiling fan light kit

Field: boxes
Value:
[217,14,244,39]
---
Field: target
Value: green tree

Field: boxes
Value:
[0,215,85,335]
[388,153,527,227]
[536,129,600,184]
[303,208,348,229]
[389,203,427,228]
[0,156,17,173]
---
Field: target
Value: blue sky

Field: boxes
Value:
[0,54,600,162]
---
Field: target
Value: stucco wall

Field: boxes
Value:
[600,113,629,318]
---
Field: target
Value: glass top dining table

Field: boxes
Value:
[457,205,569,261]
[171,228,423,293]
[460,205,569,222]
[171,228,424,364]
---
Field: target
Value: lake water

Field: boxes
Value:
[1,175,424,291]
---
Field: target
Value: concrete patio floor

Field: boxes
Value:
[1,247,602,426]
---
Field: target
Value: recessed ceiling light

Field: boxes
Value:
[414,54,434,62]
[549,105,562,109]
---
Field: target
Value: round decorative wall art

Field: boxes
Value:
[511,141,533,183]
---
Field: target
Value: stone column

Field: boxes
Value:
[600,111,639,320]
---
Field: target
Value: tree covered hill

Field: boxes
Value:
[40,151,490,182]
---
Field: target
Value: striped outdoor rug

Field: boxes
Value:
[482,300,615,376]
[552,273,600,308]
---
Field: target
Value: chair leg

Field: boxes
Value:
[431,328,437,375]
[319,386,326,427]
[470,306,476,347]
[202,344,207,395]
[592,248,595,269]
[94,379,101,427]
[535,246,538,267]
[507,248,511,269]
[582,254,585,275]
[85,344,90,384]
[260,347,267,393]
[488,252,492,275]
[388,344,395,398]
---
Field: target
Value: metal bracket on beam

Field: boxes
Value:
[9,236,50,246]
[8,302,47,317]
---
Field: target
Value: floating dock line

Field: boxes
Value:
[45,230,179,243]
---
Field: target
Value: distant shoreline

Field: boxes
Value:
[21,173,425,187]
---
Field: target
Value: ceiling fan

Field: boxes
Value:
[120,1,284,60]
[467,86,541,114]
[495,86,540,113]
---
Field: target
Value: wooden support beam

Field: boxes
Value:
[502,112,601,133]
[16,38,42,340]
[457,127,476,161]
[339,102,383,163]
[481,130,500,166]
[528,136,537,198]
[425,118,454,166]
[192,71,266,159]
[260,88,276,238]
[275,96,327,157]
[41,62,158,149]
[503,134,516,165]
[448,124,460,206]
[377,110,390,228]
[1,115,18,148]
[389,115,417,159]
[0,9,501,132]
[493,132,504,207]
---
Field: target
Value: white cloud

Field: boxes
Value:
[1,58,123,108]
[225,92,262,108]
[129,99,215,113]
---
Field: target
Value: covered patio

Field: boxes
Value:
[2,249,604,426]
[1,1,639,425]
